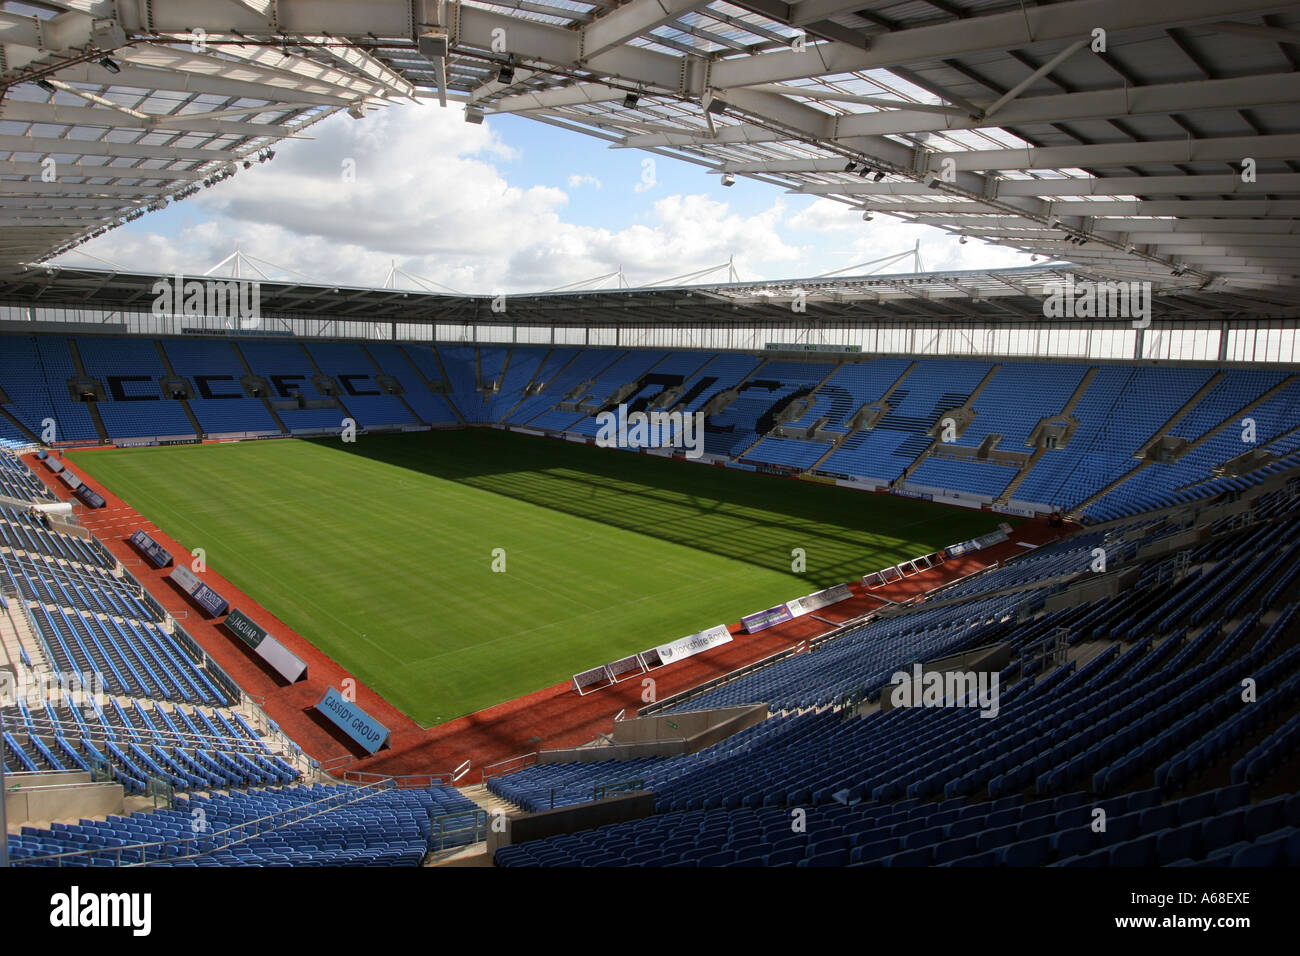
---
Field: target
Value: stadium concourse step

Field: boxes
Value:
[360,342,427,425]
[427,841,492,866]
[495,347,555,422]
[1066,371,1228,514]
[299,341,356,426]
[66,339,110,444]
[155,339,206,439]
[428,345,468,422]
[407,344,467,424]
[229,341,290,434]
[0,406,41,445]
[995,367,1097,506]
[1071,370,1300,515]
[423,783,518,866]
[1,598,48,670]
[896,362,1003,485]
[460,782,524,819]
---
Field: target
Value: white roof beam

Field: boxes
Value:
[873,200,1300,215]
[741,84,969,115]
[835,72,1300,140]
[48,62,354,107]
[955,217,1300,236]
[0,133,243,162]
[51,0,1300,88]
[0,99,297,138]
[114,0,422,37]
[726,0,1300,86]
[0,161,198,180]
[486,83,625,113]
[580,0,713,61]
[0,218,111,226]
[717,133,1300,174]
[1127,233,1300,247]
[980,37,1090,120]
[40,81,150,121]
[0,180,167,197]
[456,5,684,93]
[792,172,1300,197]
[622,72,1299,148]
[0,7,121,56]
[299,35,416,99]
[120,44,377,101]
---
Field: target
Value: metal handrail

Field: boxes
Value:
[14,712,287,756]
[5,595,59,673]
[321,753,355,770]
[342,769,452,788]
[15,778,395,867]
[479,751,538,782]
[592,778,644,801]
[428,809,488,852]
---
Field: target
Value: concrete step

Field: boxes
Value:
[459,781,522,818]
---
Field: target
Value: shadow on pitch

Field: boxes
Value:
[303,430,1000,586]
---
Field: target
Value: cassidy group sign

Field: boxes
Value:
[314,687,390,754]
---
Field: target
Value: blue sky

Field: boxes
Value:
[60,101,1034,292]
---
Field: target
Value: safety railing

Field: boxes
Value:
[479,751,538,782]
[592,778,644,801]
[13,778,396,867]
[429,810,489,852]
[343,769,453,788]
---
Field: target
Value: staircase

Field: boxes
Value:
[496,348,559,423]
[154,340,205,439]
[889,389,972,481]
[897,363,1003,483]
[460,781,520,819]
[229,342,289,434]
[997,447,1047,504]
[360,343,427,425]
[995,367,1101,507]
[1071,372,1298,516]
[65,339,109,443]
[426,345,468,423]
[298,342,355,425]
[0,406,42,445]
[2,597,47,671]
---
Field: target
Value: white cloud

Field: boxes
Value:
[57,102,1037,292]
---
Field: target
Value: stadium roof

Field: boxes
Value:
[2,0,1299,299]
[3,262,1297,325]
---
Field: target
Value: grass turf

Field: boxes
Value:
[71,430,1012,725]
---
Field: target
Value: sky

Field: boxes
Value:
[57,100,1037,294]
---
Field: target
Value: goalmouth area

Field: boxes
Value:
[66,428,1012,728]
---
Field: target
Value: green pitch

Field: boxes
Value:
[71,430,1010,725]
